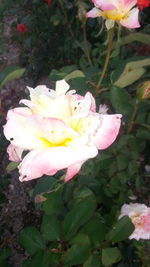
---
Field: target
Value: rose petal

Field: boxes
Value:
[27,85,52,97]
[64,161,85,182]
[55,79,70,96]
[120,8,140,28]
[4,113,79,150]
[86,7,102,18]
[123,0,137,11]
[18,145,98,181]
[94,114,122,150]
[92,0,115,10]
[71,91,96,117]
[7,144,24,162]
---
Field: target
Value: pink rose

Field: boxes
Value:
[87,0,140,30]
[4,80,122,182]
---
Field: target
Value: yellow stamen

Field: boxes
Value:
[103,9,126,21]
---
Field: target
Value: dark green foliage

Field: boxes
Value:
[19,226,46,255]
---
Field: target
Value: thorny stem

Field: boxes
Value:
[127,100,139,134]
[96,27,115,96]
[82,21,92,66]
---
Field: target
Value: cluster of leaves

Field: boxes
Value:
[20,178,136,267]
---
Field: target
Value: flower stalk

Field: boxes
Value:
[96,27,114,95]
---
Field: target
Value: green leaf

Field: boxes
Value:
[41,214,61,241]
[49,253,61,267]
[32,176,55,199]
[63,195,97,240]
[73,187,96,203]
[43,187,64,216]
[0,66,25,88]
[65,70,85,81]
[113,58,150,88]
[114,68,145,88]
[136,129,150,140]
[116,154,129,171]
[83,255,102,267]
[107,216,134,243]
[110,86,133,116]
[19,226,45,255]
[83,217,107,247]
[49,69,66,81]
[63,234,91,265]
[116,135,133,150]
[22,260,32,267]
[120,33,150,46]
[49,65,77,81]
[29,250,51,267]
[102,247,121,266]
[121,58,150,70]
[69,77,88,94]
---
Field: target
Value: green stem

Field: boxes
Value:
[82,21,92,66]
[127,100,139,134]
[96,27,114,95]
[117,24,121,43]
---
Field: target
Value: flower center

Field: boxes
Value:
[39,136,73,147]
[103,9,126,21]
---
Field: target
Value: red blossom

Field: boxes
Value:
[43,0,51,5]
[137,0,150,10]
[17,24,28,33]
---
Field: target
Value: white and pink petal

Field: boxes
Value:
[7,144,24,162]
[94,114,122,150]
[120,8,140,29]
[55,79,70,96]
[92,0,115,10]
[18,145,98,181]
[86,7,102,18]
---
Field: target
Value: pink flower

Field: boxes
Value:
[87,0,140,30]
[4,80,122,182]
[119,203,150,240]
[17,24,28,33]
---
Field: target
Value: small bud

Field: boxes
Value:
[136,81,150,100]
